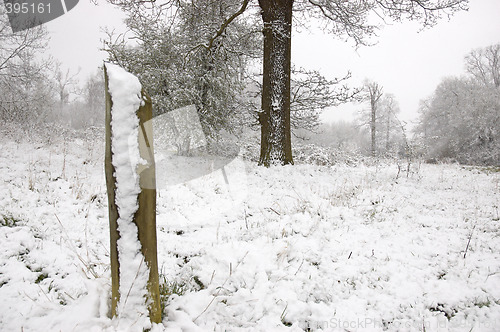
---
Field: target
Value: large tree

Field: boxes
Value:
[379,93,402,154]
[364,80,384,157]
[105,0,468,165]
[465,44,500,89]
[256,0,293,165]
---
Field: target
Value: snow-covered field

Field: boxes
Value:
[1,131,499,331]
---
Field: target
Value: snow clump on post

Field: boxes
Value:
[105,63,151,331]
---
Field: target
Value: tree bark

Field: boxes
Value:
[370,103,376,157]
[385,115,390,152]
[367,82,382,157]
[258,0,294,166]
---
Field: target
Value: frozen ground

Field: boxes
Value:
[0,131,499,331]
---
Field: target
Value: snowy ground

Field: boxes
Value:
[1,131,499,331]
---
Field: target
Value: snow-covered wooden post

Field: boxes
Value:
[104,63,161,328]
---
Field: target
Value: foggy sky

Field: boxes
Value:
[44,0,500,126]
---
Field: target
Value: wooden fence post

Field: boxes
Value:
[104,64,161,324]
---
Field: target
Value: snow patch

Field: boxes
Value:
[1,129,500,331]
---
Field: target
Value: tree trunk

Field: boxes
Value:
[367,82,382,157]
[385,114,390,152]
[258,0,294,166]
[370,104,376,157]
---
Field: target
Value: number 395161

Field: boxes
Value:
[4,2,51,14]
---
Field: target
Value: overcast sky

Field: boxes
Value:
[44,0,500,126]
[293,0,500,125]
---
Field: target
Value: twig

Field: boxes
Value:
[464,225,476,259]
[37,284,52,302]
[244,207,249,230]
[268,207,281,216]
[484,271,500,282]
[186,0,249,58]
[194,251,248,322]
[280,303,289,323]
[55,214,99,278]
[294,259,305,276]
[120,256,145,310]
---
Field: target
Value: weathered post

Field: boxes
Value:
[104,63,161,326]
[135,88,162,323]
[104,64,120,319]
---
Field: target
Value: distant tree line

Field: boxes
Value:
[0,10,50,126]
[336,44,500,166]
[0,8,105,132]
[416,44,500,165]
[347,80,407,158]
[6,2,496,168]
